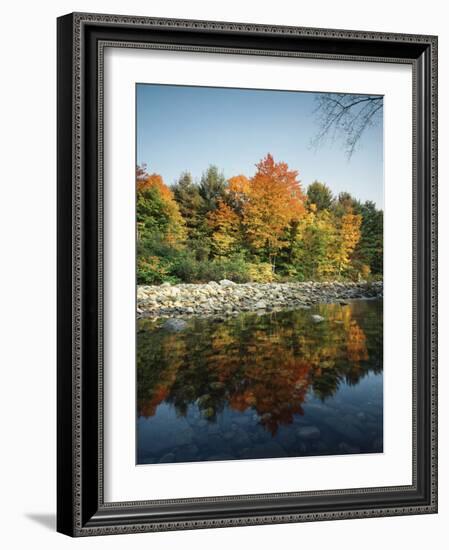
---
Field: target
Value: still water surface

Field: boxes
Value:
[137,299,383,464]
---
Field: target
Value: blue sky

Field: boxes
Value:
[136,84,384,208]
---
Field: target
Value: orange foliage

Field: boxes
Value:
[240,154,306,255]
[206,200,241,255]
[227,174,251,211]
[346,322,369,363]
[136,169,186,244]
[137,172,172,200]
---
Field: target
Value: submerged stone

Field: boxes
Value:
[296,426,321,440]
[162,318,188,332]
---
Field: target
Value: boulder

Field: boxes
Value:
[219,279,236,287]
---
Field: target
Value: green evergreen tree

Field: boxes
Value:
[354,201,383,276]
[172,171,204,231]
[198,165,227,212]
[306,181,334,211]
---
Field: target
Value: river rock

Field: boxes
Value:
[162,318,188,332]
[219,279,236,287]
[296,426,321,440]
[311,314,325,323]
[137,281,383,318]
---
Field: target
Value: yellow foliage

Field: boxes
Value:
[206,200,240,255]
[246,262,274,282]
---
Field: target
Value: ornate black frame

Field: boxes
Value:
[57,12,438,537]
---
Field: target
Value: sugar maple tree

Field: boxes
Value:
[242,154,306,266]
[207,154,306,271]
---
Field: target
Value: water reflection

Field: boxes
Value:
[137,299,383,464]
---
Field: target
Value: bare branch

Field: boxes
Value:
[312,93,383,159]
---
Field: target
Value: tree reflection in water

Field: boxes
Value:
[137,299,383,463]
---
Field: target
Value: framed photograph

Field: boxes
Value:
[57,12,438,536]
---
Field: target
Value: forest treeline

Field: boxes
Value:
[136,154,383,285]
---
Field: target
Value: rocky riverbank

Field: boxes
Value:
[137,280,383,318]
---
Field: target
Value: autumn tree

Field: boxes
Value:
[136,168,186,245]
[332,212,362,276]
[227,174,251,214]
[240,154,306,270]
[136,166,187,284]
[291,207,337,280]
[206,200,241,256]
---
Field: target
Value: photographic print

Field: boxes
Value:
[57,14,437,534]
[136,84,384,465]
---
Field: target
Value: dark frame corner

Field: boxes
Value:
[57,12,438,537]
